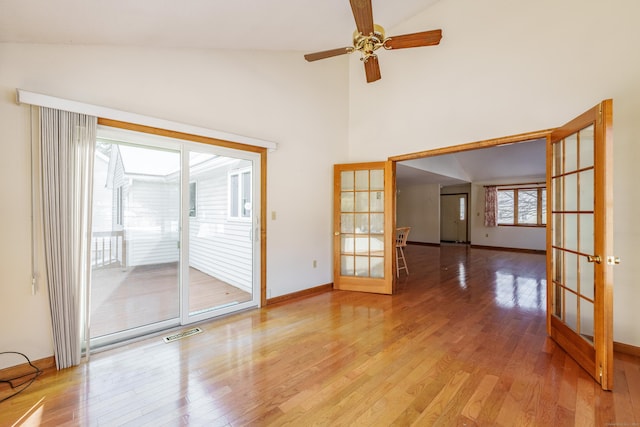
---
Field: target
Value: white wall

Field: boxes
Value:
[396,183,440,244]
[348,0,640,346]
[398,180,546,250]
[0,43,349,367]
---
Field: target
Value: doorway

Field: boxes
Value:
[394,136,547,249]
[389,100,614,389]
[440,193,468,243]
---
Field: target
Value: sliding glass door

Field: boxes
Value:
[182,144,258,323]
[90,142,181,345]
[89,128,260,347]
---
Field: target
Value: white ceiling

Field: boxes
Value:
[396,138,547,187]
[0,0,441,52]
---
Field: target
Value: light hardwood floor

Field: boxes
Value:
[2,244,639,426]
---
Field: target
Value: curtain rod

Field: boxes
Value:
[484,181,546,188]
[16,89,278,152]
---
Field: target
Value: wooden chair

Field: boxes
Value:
[395,227,411,277]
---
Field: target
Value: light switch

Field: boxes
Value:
[271,211,276,220]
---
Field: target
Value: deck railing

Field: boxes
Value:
[91,230,126,269]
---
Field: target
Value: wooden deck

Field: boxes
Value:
[2,244,639,425]
[91,263,252,338]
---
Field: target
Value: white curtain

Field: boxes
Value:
[39,107,96,369]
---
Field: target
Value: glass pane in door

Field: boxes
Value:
[550,125,597,344]
[90,142,180,340]
[339,169,385,278]
[187,150,253,316]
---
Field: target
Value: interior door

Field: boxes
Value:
[334,161,395,294]
[441,194,467,242]
[547,99,614,389]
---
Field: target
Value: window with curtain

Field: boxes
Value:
[497,187,546,226]
[484,186,498,227]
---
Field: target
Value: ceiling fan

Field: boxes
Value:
[304,0,443,83]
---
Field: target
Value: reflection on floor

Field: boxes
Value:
[407,243,546,313]
[90,262,251,338]
[6,245,638,426]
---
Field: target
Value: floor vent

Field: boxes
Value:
[163,327,203,343]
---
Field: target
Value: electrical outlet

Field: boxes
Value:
[313,260,317,268]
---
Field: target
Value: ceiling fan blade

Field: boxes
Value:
[350,0,374,35]
[384,29,442,50]
[304,47,353,62]
[364,56,381,83]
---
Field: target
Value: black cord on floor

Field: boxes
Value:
[0,352,43,403]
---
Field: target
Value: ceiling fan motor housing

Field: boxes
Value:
[353,24,386,60]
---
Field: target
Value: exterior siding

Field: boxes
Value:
[189,157,252,292]
[103,146,253,292]
[126,179,180,266]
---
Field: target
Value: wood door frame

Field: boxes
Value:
[389,130,554,163]
[389,129,554,251]
[389,134,551,295]
[389,129,553,291]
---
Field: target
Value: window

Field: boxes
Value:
[189,182,197,217]
[497,187,546,226]
[229,168,251,219]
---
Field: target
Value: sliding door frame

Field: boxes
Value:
[97,118,269,309]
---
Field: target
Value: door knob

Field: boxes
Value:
[587,255,602,264]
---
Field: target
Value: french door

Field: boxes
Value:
[89,126,261,347]
[333,161,395,294]
[547,99,614,389]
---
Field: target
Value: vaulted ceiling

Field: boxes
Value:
[0,0,441,51]
[1,0,545,185]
